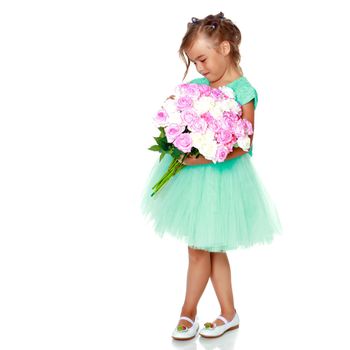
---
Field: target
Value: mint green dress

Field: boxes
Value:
[140,76,282,252]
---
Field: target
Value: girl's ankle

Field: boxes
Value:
[181,308,197,319]
[220,307,236,317]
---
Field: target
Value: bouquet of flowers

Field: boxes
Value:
[148,82,253,197]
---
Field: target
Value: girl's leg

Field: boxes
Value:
[177,246,211,329]
[209,252,237,325]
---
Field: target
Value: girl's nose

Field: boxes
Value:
[195,62,202,70]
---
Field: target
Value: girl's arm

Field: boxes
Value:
[226,100,255,160]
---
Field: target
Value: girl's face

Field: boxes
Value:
[185,34,230,82]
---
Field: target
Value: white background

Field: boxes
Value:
[1,1,350,349]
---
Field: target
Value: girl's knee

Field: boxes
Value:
[188,246,210,262]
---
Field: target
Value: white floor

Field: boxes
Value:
[122,222,349,350]
[2,206,349,349]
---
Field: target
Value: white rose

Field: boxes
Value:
[174,85,182,97]
[209,104,223,119]
[193,96,215,114]
[192,130,216,154]
[237,135,251,151]
[220,98,236,112]
[219,86,235,99]
[162,98,177,114]
[231,102,242,116]
[191,132,205,149]
[167,110,184,125]
[193,132,217,161]
[200,141,217,161]
[202,129,215,142]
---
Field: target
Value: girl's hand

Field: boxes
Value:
[177,153,200,166]
[165,94,175,102]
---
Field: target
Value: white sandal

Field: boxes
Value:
[199,312,240,338]
[172,316,199,340]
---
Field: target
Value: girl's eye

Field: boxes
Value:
[193,59,206,65]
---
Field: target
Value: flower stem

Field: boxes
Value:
[150,156,188,197]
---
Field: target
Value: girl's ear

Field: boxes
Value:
[220,40,231,56]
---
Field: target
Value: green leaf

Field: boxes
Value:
[159,127,165,137]
[148,145,161,151]
[154,135,169,149]
[172,148,182,158]
[159,152,166,161]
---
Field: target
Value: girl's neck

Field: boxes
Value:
[209,67,242,88]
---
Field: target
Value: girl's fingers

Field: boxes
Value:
[166,94,175,101]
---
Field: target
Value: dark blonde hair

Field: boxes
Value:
[178,12,243,81]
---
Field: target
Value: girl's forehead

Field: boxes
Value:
[186,38,212,59]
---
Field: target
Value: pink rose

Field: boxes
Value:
[210,88,225,101]
[165,123,185,143]
[243,119,254,135]
[216,128,233,144]
[215,145,229,162]
[188,117,207,134]
[176,96,193,110]
[181,109,199,124]
[221,115,236,131]
[225,135,237,151]
[201,112,214,124]
[198,84,212,97]
[208,118,221,133]
[182,84,201,100]
[233,119,246,138]
[173,132,193,153]
[154,108,168,125]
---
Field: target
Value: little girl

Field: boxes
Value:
[140,12,282,340]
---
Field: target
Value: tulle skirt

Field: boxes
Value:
[140,150,282,252]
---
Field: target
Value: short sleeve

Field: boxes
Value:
[234,79,258,110]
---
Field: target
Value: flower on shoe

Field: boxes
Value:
[177,325,188,332]
[204,322,216,329]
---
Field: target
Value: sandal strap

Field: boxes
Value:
[179,316,195,325]
[217,315,228,324]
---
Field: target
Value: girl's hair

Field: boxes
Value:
[178,12,243,81]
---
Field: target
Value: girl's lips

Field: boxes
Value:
[203,72,209,76]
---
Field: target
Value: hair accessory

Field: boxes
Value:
[191,17,199,24]
[210,22,218,29]
[218,12,225,19]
